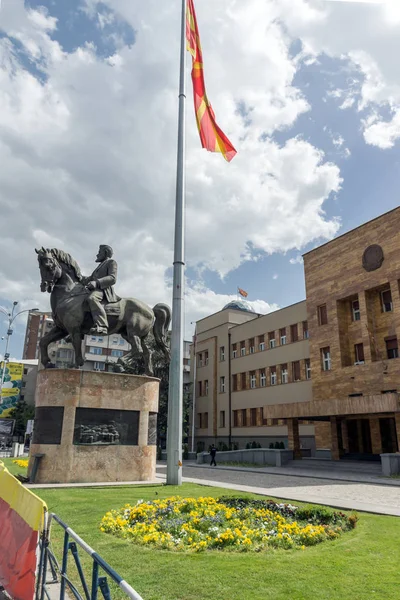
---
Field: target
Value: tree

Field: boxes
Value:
[113,336,191,446]
[8,399,35,437]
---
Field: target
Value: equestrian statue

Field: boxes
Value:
[35,245,171,376]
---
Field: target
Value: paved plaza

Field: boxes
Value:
[156,463,400,517]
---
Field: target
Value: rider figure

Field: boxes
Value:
[84,245,118,335]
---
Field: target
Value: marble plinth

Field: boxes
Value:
[28,369,159,484]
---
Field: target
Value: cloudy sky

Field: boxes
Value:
[0,0,399,358]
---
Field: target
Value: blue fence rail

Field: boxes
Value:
[36,513,144,600]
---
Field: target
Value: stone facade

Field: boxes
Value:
[303,207,400,457]
[28,369,159,483]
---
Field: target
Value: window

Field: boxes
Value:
[303,321,309,339]
[91,336,97,341]
[270,366,277,385]
[260,369,266,387]
[281,364,288,384]
[204,380,209,396]
[258,335,265,351]
[292,360,301,381]
[93,362,105,371]
[220,411,226,428]
[97,337,104,343]
[112,336,118,344]
[318,304,328,325]
[250,408,257,427]
[119,338,125,346]
[242,409,247,427]
[220,376,225,393]
[233,410,239,427]
[352,299,361,321]
[198,381,202,396]
[204,351,209,366]
[280,328,287,345]
[268,331,276,348]
[386,337,398,359]
[111,349,124,357]
[249,338,255,354]
[203,413,208,428]
[220,346,225,361]
[240,341,246,356]
[197,353,203,368]
[354,343,364,364]
[321,347,331,371]
[90,347,102,355]
[250,371,256,389]
[198,413,203,428]
[232,374,238,391]
[241,372,247,390]
[290,324,298,342]
[381,289,393,313]
[305,359,311,380]
[58,348,72,359]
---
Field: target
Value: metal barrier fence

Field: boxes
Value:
[36,513,144,600]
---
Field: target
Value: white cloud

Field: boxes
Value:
[0,0,344,344]
[284,0,400,148]
[289,255,304,265]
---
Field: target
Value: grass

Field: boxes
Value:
[31,483,400,600]
[1,456,28,477]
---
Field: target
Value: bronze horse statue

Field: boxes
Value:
[36,247,171,375]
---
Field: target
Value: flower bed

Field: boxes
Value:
[100,496,357,552]
[12,459,29,469]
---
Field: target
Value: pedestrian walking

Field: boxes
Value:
[210,444,217,466]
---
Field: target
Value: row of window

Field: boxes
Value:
[197,410,312,429]
[88,347,124,357]
[197,359,311,397]
[89,335,125,345]
[196,322,309,368]
[317,288,394,327]
[320,337,399,372]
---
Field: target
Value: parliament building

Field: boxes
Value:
[190,207,400,460]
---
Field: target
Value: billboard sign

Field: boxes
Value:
[0,419,15,437]
[0,362,24,417]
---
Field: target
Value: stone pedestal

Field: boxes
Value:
[28,369,159,484]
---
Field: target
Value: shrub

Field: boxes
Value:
[246,443,251,449]
[269,443,274,449]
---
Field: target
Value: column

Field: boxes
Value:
[330,416,340,461]
[395,413,400,452]
[357,420,364,453]
[341,420,349,454]
[369,418,382,455]
[287,418,301,460]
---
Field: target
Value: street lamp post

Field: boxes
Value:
[0,303,39,404]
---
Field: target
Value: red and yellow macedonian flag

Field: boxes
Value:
[186,0,237,162]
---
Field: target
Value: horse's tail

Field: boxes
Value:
[153,303,171,362]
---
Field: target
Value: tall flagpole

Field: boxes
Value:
[166,0,187,486]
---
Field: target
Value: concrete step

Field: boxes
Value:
[287,459,381,474]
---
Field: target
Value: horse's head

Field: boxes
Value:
[35,247,62,293]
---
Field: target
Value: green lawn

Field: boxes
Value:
[1,456,28,477]
[32,483,400,600]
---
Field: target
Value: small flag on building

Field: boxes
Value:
[186,0,237,162]
[238,287,248,298]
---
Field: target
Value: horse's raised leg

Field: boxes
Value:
[141,336,154,377]
[71,331,84,368]
[39,326,67,367]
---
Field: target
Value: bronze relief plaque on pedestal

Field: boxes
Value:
[73,408,139,446]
